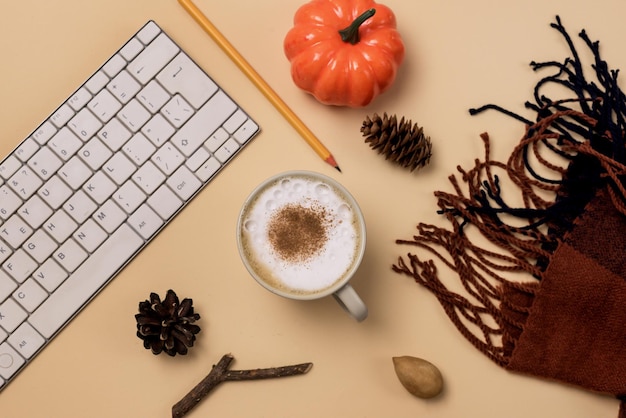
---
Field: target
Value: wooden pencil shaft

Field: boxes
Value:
[177,0,332,162]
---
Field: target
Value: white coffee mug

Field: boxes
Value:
[236,170,368,321]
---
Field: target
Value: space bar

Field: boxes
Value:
[29,224,144,339]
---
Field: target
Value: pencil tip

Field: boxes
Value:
[325,155,341,172]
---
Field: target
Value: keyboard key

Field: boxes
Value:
[171,91,237,157]
[122,132,155,165]
[204,127,229,153]
[234,119,259,144]
[137,80,171,114]
[29,224,143,339]
[14,138,39,163]
[73,219,107,253]
[13,279,48,313]
[48,127,82,161]
[120,37,144,61]
[63,190,97,223]
[3,250,38,284]
[0,299,28,333]
[128,204,163,239]
[118,99,151,132]
[8,166,43,200]
[68,108,103,141]
[114,181,145,214]
[32,259,68,293]
[58,156,92,190]
[0,271,18,304]
[88,89,122,123]
[0,216,33,249]
[78,138,113,171]
[92,199,127,234]
[44,211,78,244]
[8,322,45,359]
[0,342,25,381]
[22,230,57,263]
[136,21,161,45]
[166,165,202,201]
[27,146,63,181]
[157,52,218,109]
[0,186,22,220]
[85,70,109,94]
[53,239,88,273]
[82,171,117,204]
[147,185,182,220]
[0,242,13,265]
[152,143,184,175]
[19,195,54,229]
[127,33,179,85]
[68,87,92,112]
[132,161,165,195]
[102,153,136,186]
[0,156,21,180]
[107,70,141,104]
[38,175,73,209]
[195,157,221,182]
[50,104,75,128]
[102,53,126,78]
[214,138,240,163]
[185,147,210,172]
[161,94,194,128]
[31,121,57,146]
[142,113,175,146]
[98,118,132,152]
[224,109,247,134]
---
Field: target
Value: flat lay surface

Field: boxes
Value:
[0,0,623,417]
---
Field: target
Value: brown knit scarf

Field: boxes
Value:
[393,16,626,416]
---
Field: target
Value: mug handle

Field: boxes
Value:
[333,284,368,322]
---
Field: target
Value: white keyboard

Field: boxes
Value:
[0,21,259,389]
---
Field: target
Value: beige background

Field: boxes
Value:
[0,0,623,417]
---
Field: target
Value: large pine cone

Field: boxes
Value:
[135,289,201,356]
[361,113,432,172]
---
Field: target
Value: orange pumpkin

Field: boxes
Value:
[284,0,405,107]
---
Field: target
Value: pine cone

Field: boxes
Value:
[135,289,201,356]
[361,113,432,172]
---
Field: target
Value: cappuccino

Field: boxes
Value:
[238,172,363,297]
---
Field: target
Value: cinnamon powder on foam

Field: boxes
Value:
[267,202,332,264]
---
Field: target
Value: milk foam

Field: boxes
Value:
[241,175,360,295]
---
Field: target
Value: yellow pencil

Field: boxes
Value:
[177,0,341,172]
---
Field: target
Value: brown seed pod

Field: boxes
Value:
[135,289,201,356]
[361,113,432,172]
[392,356,444,399]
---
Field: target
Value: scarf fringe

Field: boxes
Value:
[393,15,626,368]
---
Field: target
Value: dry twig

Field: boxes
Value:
[172,353,313,417]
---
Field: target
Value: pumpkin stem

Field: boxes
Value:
[338,8,376,45]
